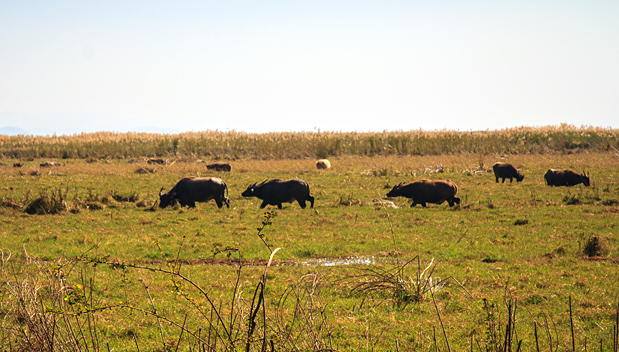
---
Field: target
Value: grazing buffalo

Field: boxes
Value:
[147,158,167,165]
[40,161,60,167]
[206,163,232,172]
[492,162,524,183]
[159,177,230,208]
[316,159,331,169]
[386,179,460,207]
[242,179,315,209]
[13,162,23,168]
[544,169,590,187]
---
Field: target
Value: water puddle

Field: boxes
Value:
[301,256,376,267]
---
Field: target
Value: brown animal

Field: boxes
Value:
[147,158,167,165]
[386,179,460,207]
[316,159,331,169]
[40,161,61,167]
[242,179,314,209]
[13,162,23,168]
[206,163,232,172]
[544,169,590,187]
[492,162,524,183]
[159,177,230,208]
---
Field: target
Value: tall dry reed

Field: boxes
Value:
[1,125,617,160]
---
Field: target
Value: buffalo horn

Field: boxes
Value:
[159,187,164,197]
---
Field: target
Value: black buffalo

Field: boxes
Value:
[206,163,231,172]
[386,179,460,207]
[159,177,230,208]
[544,169,590,187]
[492,162,524,183]
[242,179,314,209]
[147,158,167,165]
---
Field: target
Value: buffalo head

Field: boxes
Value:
[581,171,590,186]
[159,187,177,208]
[386,183,404,198]
[241,183,257,197]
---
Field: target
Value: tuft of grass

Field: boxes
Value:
[135,167,154,174]
[110,190,139,202]
[582,236,609,257]
[601,199,619,206]
[295,248,317,258]
[349,256,448,307]
[0,197,22,210]
[514,219,529,226]
[337,194,362,206]
[24,188,67,215]
[482,256,499,263]
[85,201,106,210]
[563,195,580,205]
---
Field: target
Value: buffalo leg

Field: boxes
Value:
[495,176,499,183]
[297,200,307,209]
[179,196,193,207]
[260,201,268,209]
[410,202,417,207]
[501,178,505,183]
[307,195,315,208]
[277,203,283,209]
[221,195,230,208]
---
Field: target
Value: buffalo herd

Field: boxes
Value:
[157,162,591,209]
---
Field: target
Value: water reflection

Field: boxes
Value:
[301,256,376,267]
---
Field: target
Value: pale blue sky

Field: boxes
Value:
[1,1,618,134]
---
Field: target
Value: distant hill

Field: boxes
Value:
[0,112,181,135]
[0,126,29,136]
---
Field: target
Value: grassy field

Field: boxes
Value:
[1,137,618,350]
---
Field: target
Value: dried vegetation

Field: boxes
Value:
[1,125,618,160]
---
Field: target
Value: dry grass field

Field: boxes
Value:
[1,124,618,160]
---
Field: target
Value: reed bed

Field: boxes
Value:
[1,125,617,160]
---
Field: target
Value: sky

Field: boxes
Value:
[1,1,618,134]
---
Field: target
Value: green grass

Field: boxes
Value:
[1,152,618,350]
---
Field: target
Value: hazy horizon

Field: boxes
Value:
[2,1,618,134]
